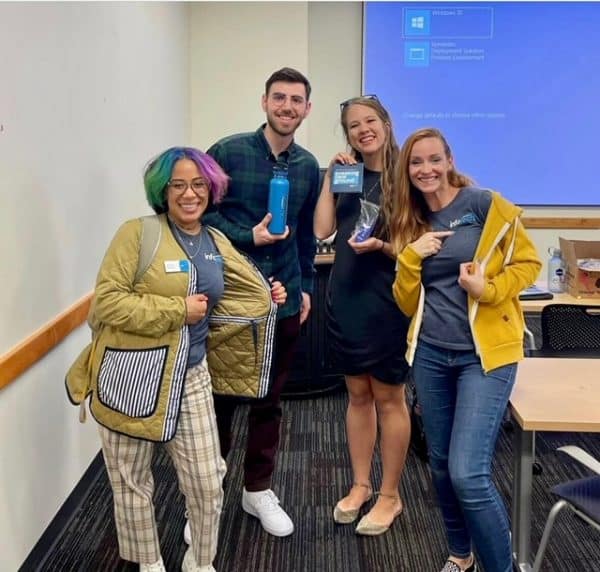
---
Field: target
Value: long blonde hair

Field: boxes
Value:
[389,127,474,253]
[340,96,399,239]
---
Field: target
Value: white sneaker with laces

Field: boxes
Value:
[140,557,166,572]
[241,488,294,537]
[181,548,216,572]
[183,519,191,544]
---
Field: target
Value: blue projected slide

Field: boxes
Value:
[364,2,600,206]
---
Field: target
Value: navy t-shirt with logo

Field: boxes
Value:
[419,187,492,350]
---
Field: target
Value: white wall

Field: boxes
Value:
[190,2,310,150]
[1,1,597,568]
[190,2,363,161]
[306,2,364,163]
[0,3,189,569]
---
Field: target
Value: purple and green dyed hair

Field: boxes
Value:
[144,147,229,214]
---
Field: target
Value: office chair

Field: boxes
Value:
[531,304,600,357]
[532,446,600,572]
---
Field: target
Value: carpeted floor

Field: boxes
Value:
[23,389,600,572]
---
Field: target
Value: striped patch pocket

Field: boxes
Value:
[97,346,169,418]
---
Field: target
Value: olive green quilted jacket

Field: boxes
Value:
[65,215,276,442]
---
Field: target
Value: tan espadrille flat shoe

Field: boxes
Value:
[333,482,373,524]
[354,492,403,535]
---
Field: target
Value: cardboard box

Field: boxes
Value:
[559,237,600,298]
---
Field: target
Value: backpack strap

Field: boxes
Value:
[87,215,161,335]
[135,215,162,284]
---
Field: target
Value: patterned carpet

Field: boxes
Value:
[22,388,600,572]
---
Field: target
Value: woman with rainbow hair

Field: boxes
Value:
[67,147,286,572]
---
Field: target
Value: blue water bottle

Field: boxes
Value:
[267,167,289,235]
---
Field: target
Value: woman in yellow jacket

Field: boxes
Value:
[390,128,541,572]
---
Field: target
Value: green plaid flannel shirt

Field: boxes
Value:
[203,125,320,319]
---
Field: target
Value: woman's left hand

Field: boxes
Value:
[458,261,485,299]
[269,279,287,305]
[347,235,384,255]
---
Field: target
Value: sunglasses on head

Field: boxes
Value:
[339,94,380,111]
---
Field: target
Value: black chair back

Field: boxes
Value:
[537,304,600,357]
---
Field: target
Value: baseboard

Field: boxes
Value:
[18,451,105,572]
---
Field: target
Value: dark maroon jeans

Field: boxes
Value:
[214,312,301,491]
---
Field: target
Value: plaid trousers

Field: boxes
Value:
[98,359,226,565]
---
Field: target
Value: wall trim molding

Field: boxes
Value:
[522,217,600,229]
[0,292,93,391]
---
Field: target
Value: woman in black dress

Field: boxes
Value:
[314,96,410,535]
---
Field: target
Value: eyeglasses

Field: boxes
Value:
[270,92,307,106]
[168,178,210,195]
[339,94,380,111]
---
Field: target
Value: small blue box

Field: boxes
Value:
[331,163,364,194]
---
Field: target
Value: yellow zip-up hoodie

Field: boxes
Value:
[393,191,542,373]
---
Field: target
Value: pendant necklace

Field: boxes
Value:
[172,223,204,259]
[363,178,381,202]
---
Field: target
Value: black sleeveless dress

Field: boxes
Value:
[326,168,410,384]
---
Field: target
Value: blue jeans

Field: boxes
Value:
[412,340,516,572]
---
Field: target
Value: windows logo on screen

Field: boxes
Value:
[412,17,425,30]
[405,9,431,36]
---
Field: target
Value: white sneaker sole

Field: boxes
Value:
[241,496,294,537]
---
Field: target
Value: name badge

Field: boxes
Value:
[164,260,189,273]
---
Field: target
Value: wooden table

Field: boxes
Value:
[520,290,600,313]
[509,358,600,571]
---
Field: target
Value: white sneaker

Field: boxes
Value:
[183,519,191,544]
[241,488,294,537]
[181,548,216,572]
[140,557,166,572]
